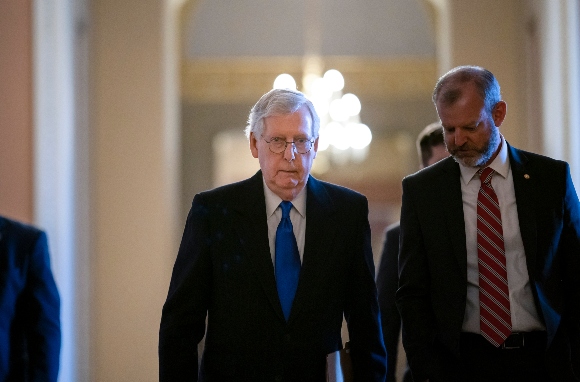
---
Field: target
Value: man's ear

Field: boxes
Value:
[492,100,507,127]
[312,137,319,158]
[250,132,259,158]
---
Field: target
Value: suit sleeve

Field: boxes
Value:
[24,231,61,382]
[376,226,401,382]
[344,195,387,382]
[159,194,212,382]
[396,177,437,381]
[561,165,580,377]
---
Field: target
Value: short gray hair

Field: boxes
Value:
[432,65,501,115]
[245,88,320,139]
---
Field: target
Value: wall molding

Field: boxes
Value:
[181,56,437,103]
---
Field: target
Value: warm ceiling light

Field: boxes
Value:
[273,73,297,90]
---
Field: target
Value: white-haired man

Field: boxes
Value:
[160,88,387,382]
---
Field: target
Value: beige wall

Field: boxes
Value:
[431,0,528,150]
[0,0,33,223]
[91,0,180,379]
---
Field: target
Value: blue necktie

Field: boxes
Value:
[275,201,301,321]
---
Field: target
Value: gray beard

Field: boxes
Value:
[453,127,501,167]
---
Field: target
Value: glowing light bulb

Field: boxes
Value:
[329,99,349,122]
[327,121,350,150]
[273,74,297,90]
[317,125,330,151]
[323,69,344,92]
[346,123,372,149]
[310,77,333,99]
[342,93,361,116]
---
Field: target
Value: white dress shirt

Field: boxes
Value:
[263,178,307,265]
[459,136,545,333]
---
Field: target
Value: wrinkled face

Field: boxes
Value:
[250,105,318,201]
[436,82,505,167]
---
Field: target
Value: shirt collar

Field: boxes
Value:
[459,134,510,185]
[263,178,307,218]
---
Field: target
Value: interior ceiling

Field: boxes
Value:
[185,0,436,59]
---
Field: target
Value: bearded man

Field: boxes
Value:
[397,66,580,382]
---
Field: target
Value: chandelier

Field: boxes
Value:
[272,68,372,167]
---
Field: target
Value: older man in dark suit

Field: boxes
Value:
[0,216,61,381]
[159,88,387,382]
[397,66,580,381]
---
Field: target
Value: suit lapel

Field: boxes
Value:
[440,158,469,273]
[288,176,337,323]
[507,144,538,275]
[232,171,286,321]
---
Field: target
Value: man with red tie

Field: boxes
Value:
[397,66,580,381]
[159,88,386,381]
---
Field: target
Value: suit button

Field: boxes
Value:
[284,334,291,343]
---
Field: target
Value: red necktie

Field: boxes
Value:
[477,167,512,347]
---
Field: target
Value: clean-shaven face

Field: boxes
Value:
[250,105,318,201]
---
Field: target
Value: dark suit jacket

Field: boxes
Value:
[0,216,61,382]
[397,144,580,381]
[376,223,412,382]
[159,171,387,382]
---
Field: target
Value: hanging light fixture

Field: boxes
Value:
[273,69,372,165]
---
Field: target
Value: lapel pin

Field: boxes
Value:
[524,174,530,179]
